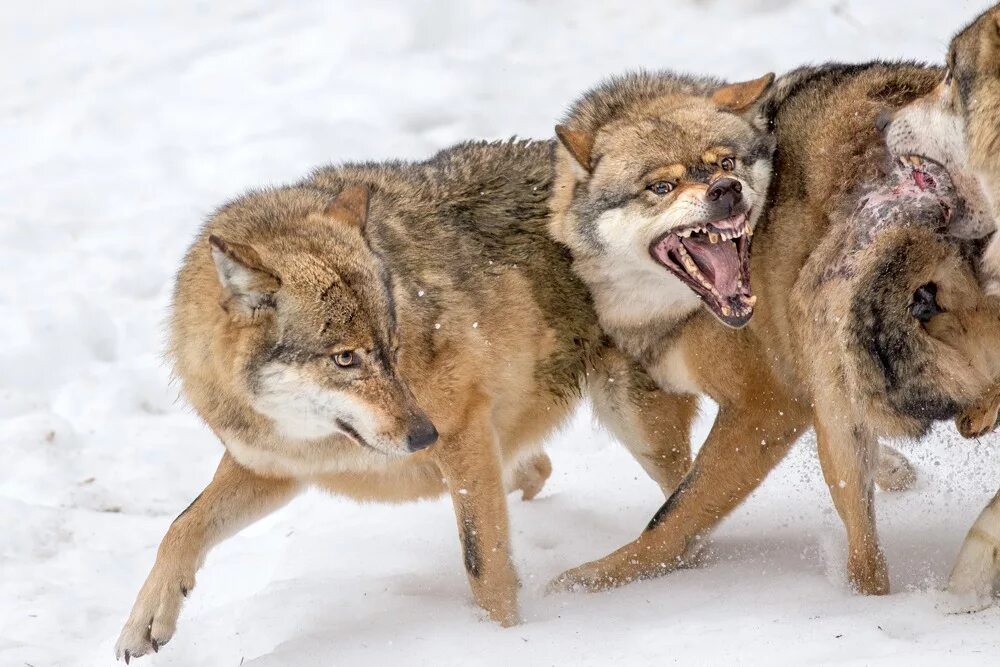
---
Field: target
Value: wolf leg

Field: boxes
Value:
[874,443,917,491]
[115,453,298,662]
[434,398,520,626]
[949,488,1000,603]
[509,451,552,501]
[957,378,1000,438]
[815,412,889,595]
[590,352,696,496]
[549,396,808,593]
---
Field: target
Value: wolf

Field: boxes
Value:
[114,141,701,661]
[547,63,1000,597]
[880,3,1000,605]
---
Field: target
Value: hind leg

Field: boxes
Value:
[874,443,917,491]
[815,409,889,595]
[508,452,552,501]
[590,352,696,496]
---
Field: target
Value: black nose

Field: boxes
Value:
[706,177,743,210]
[875,111,893,134]
[909,282,942,322]
[406,417,438,452]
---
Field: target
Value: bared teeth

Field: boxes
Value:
[708,232,720,244]
[721,304,733,317]
[746,295,757,307]
[675,244,719,296]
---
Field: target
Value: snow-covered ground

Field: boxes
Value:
[3,1,1000,665]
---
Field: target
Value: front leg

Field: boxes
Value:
[549,396,809,593]
[433,401,519,627]
[115,453,298,662]
[815,411,888,595]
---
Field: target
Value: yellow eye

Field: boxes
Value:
[648,181,675,195]
[720,157,736,171]
[333,351,357,368]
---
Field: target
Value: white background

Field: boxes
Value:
[2,1,999,665]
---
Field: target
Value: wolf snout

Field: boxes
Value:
[707,177,743,210]
[405,414,439,452]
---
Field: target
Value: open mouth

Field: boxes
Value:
[648,210,755,328]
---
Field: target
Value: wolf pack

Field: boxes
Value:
[116,6,1000,661]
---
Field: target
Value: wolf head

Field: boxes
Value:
[189,185,437,464]
[847,224,1000,435]
[550,71,775,329]
[879,4,1000,290]
[878,74,994,241]
[945,3,1000,179]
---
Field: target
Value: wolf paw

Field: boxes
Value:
[956,408,1000,439]
[511,452,552,501]
[874,444,917,492]
[546,560,639,594]
[114,570,193,662]
[847,550,890,596]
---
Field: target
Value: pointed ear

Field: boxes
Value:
[324,185,370,231]
[555,124,595,172]
[711,73,776,112]
[209,235,280,314]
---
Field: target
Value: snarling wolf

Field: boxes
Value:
[880,2,1000,605]
[115,141,700,661]
[548,63,1000,597]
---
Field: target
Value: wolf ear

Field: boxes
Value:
[711,73,776,112]
[209,235,281,314]
[324,185,370,231]
[555,125,595,172]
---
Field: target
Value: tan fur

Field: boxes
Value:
[905,2,1000,603]
[115,141,697,661]
[549,63,1000,597]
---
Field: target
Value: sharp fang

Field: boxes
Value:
[746,295,757,307]
[709,232,719,244]
[676,244,718,296]
[721,304,733,317]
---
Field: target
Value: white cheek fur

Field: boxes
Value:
[252,362,380,442]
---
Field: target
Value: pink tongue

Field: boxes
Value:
[681,237,741,295]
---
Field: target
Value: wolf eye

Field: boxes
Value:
[332,351,359,368]
[648,181,675,195]
[720,157,736,171]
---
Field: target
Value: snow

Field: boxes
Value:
[3,1,1000,665]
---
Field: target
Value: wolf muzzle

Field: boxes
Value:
[406,415,439,452]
